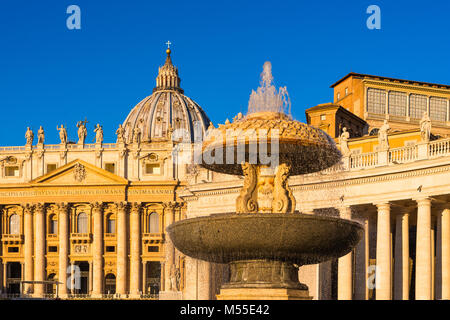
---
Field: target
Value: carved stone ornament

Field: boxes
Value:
[272,163,296,213]
[236,162,258,213]
[73,163,87,182]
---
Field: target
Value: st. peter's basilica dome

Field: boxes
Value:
[122,48,210,143]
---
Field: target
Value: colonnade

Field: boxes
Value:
[336,198,450,300]
[0,201,180,298]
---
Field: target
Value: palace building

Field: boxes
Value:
[1,49,450,300]
[0,48,210,298]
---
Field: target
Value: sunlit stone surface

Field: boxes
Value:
[168,62,364,300]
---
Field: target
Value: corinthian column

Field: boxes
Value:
[164,202,177,291]
[338,206,353,300]
[442,208,450,300]
[34,203,46,297]
[23,204,34,295]
[375,202,392,300]
[116,202,128,295]
[416,198,432,300]
[92,202,104,297]
[130,202,142,297]
[58,203,70,297]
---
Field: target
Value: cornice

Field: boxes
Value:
[364,80,450,96]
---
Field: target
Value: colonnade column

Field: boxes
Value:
[23,204,34,295]
[92,202,104,297]
[116,202,128,295]
[34,203,46,297]
[164,201,177,291]
[441,208,450,300]
[338,206,353,300]
[58,203,70,297]
[130,202,142,297]
[394,211,409,300]
[415,198,432,300]
[375,202,392,300]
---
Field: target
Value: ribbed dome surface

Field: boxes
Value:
[122,90,210,143]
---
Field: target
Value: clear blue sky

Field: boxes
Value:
[1,0,450,145]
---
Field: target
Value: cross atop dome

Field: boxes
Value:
[153,43,183,94]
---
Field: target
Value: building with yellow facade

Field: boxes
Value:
[0,48,210,299]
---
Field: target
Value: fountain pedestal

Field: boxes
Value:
[216,259,312,300]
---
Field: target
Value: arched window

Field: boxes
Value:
[49,214,58,235]
[105,273,116,294]
[106,214,115,234]
[148,212,159,233]
[77,212,88,233]
[9,214,20,235]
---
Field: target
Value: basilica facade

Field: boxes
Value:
[0,48,210,298]
[1,49,450,300]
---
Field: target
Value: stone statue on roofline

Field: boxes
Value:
[57,124,68,144]
[339,127,351,156]
[94,124,103,144]
[25,127,34,146]
[37,126,45,145]
[378,120,390,150]
[420,111,432,142]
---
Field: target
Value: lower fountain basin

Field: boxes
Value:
[167,212,363,266]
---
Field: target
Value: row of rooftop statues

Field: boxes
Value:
[24,120,147,146]
[339,111,432,156]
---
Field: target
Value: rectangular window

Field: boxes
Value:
[148,246,159,252]
[107,219,115,234]
[105,163,116,174]
[50,220,58,234]
[430,97,447,121]
[367,88,386,114]
[48,246,58,253]
[345,87,348,95]
[106,246,115,253]
[5,166,19,177]
[46,163,57,174]
[410,94,427,119]
[388,91,407,116]
[320,114,326,121]
[337,92,341,101]
[8,246,19,253]
[145,163,161,175]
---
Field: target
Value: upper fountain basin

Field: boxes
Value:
[201,111,342,176]
[166,212,364,265]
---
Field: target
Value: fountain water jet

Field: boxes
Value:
[167,62,363,300]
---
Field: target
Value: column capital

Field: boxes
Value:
[130,202,142,214]
[90,202,104,213]
[115,201,129,211]
[22,203,34,215]
[162,201,182,210]
[57,202,71,213]
[414,197,432,206]
[374,202,390,210]
[338,206,352,219]
[33,203,45,213]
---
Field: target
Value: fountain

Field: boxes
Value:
[167,62,364,300]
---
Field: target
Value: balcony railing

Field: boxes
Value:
[350,152,378,169]
[2,234,24,244]
[429,139,450,158]
[70,233,92,243]
[142,233,164,244]
[389,145,418,164]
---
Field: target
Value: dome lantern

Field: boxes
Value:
[153,44,183,94]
